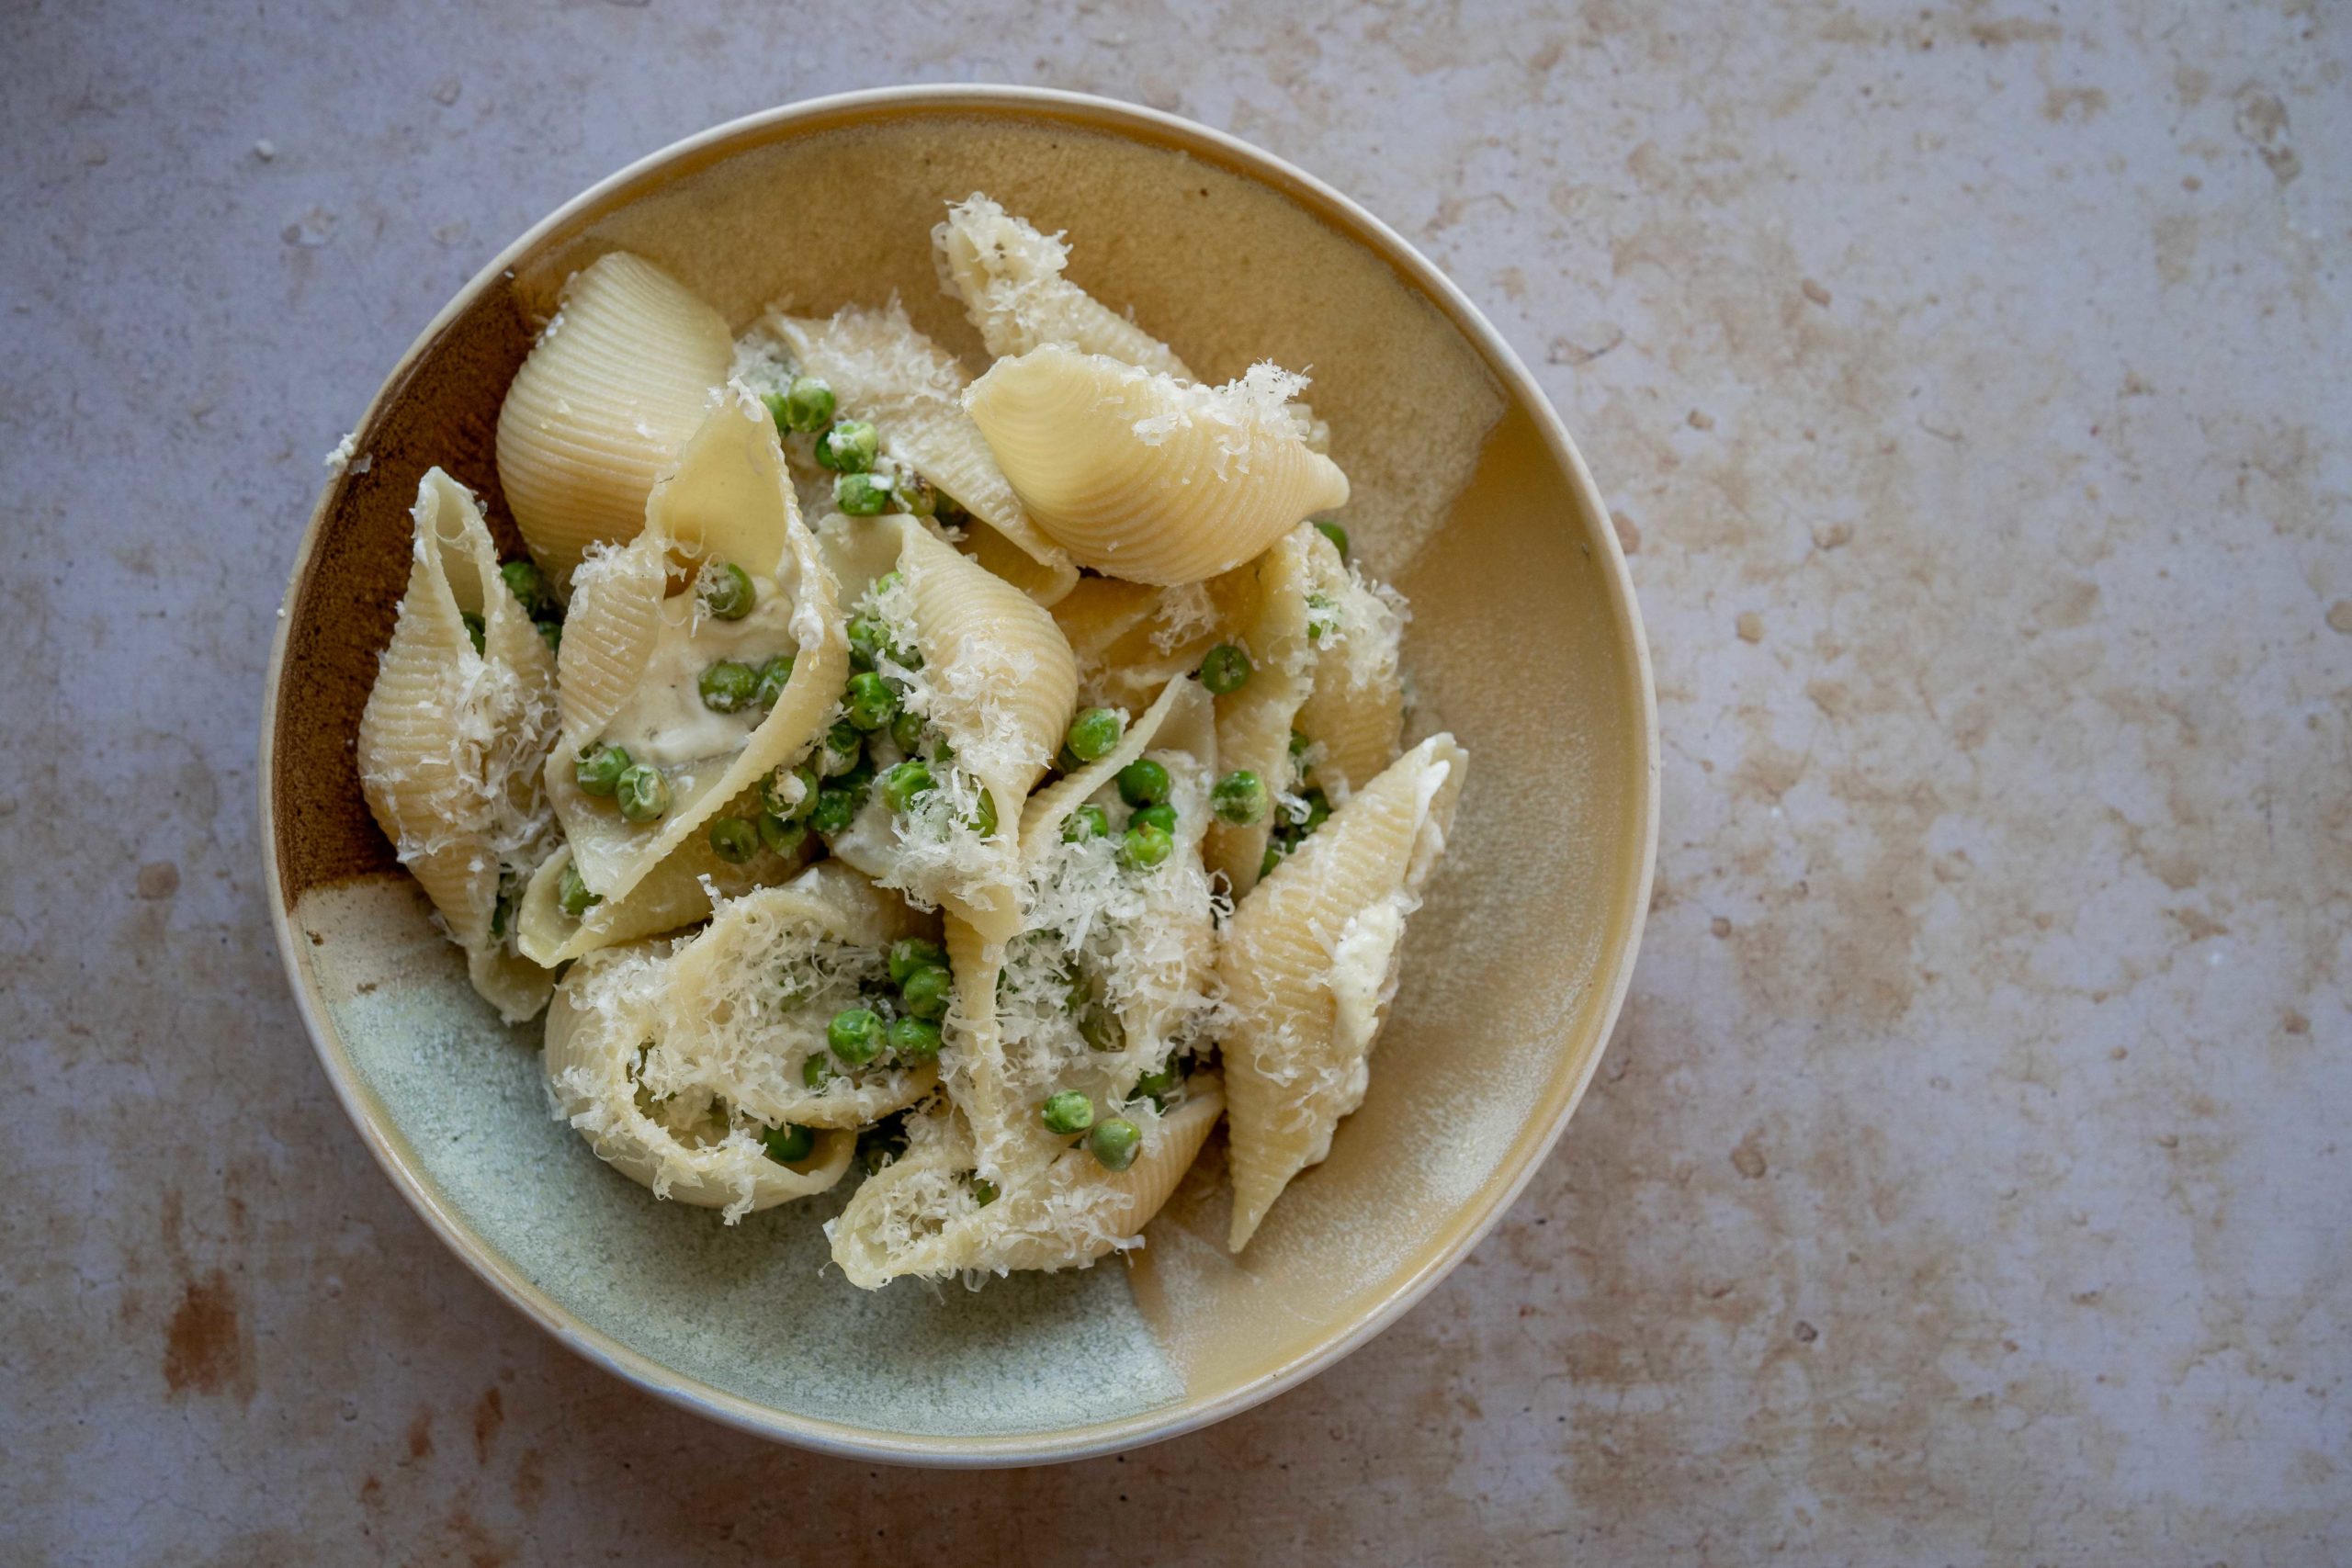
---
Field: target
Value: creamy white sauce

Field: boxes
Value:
[602,576,798,767]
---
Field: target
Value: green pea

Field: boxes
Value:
[1290,729,1312,761]
[881,759,935,811]
[1130,802,1177,836]
[760,763,819,821]
[1121,822,1172,871]
[968,1174,999,1207]
[844,671,898,731]
[500,558,554,617]
[893,470,937,517]
[889,709,927,754]
[702,560,756,620]
[557,861,601,919]
[1065,706,1125,763]
[707,817,759,863]
[1305,592,1340,644]
[461,612,485,655]
[1088,1116,1142,1172]
[835,471,893,516]
[698,659,758,713]
[967,786,999,839]
[1198,643,1252,695]
[1212,770,1268,826]
[784,376,834,433]
[761,389,792,434]
[888,1015,943,1060]
[828,1007,882,1066]
[536,620,563,657]
[1061,804,1110,843]
[616,764,670,823]
[1301,788,1332,831]
[1078,1004,1124,1054]
[808,783,862,835]
[762,1122,815,1165]
[1116,758,1170,807]
[1057,744,1084,773]
[1039,1091,1094,1134]
[888,938,949,987]
[899,964,953,1022]
[1313,519,1351,561]
[815,419,878,473]
[753,653,796,706]
[575,743,633,796]
[1132,1061,1181,1105]
[820,721,865,777]
[1260,841,1287,880]
[803,1054,836,1090]
[758,813,807,858]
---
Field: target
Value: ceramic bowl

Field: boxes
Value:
[259,85,1656,1465]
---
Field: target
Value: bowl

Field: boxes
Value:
[259,85,1657,1465]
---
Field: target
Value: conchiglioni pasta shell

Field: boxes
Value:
[1294,527,1406,797]
[816,514,1077,942]
[965,345,1350,587]
[513,796,811,969]
[544,944,854,1222]
[941,678,1216,1181]
[548,392,848,904]
[495,252,733,587]
[661,863,941,1130]
[1049,570,1254,712]
[762,304,1076,605]
[933,193,1197,380]
[1220,734,1468,1253]
[1203,526,1318,897]
[356,468,559,1023]
[825,1082,1223,1290]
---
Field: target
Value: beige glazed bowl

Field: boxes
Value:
[260,85,1657,1464]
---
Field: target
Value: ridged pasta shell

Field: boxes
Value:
[356,468,559,1023]
[1049,570,1254,712]
[760,303,1077,606]
[1293,525,1407,796]
[1220,734,1469,1252]
[544,943,854,1223]
[816,514,1077,942]
[825,1080,1225,1289]
[939,678,1218,1182]
[1203,527,1318,897]
[965,345,1351,586]
[513,797,811,969]
[547,390,848,905]
[932,193,1197,379]
[495,253,733,587]
[657,862,941,1130]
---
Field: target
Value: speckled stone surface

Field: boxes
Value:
[4,2,2346,1562]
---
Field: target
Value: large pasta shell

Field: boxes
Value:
[760,303,1077,605]
[660,863,941,1130]
[548,390,848,905]
[1203,527,1318,896]
[1220,734,1469,1252]
[356,468,559,1023]
[495,253,733,587]
[544,944,854,1223]
[513,800,810,969]
[816,513,1077,942]
[1293,525,1407,797]
[824,1081,1224,1290]
[966,346,1350,586]
[932,193,1197,379]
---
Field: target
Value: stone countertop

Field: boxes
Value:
[3,3,2344,1562]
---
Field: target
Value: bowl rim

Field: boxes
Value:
[258,82,1658,1468]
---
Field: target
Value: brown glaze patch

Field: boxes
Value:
[471,1387,505,1463]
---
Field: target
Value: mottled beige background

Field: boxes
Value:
[3,1,2345,1563]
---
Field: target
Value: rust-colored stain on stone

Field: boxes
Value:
[471,1387,504,1463]
[161,1270,252,1403]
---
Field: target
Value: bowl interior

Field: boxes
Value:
[267,94,1652,1461]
